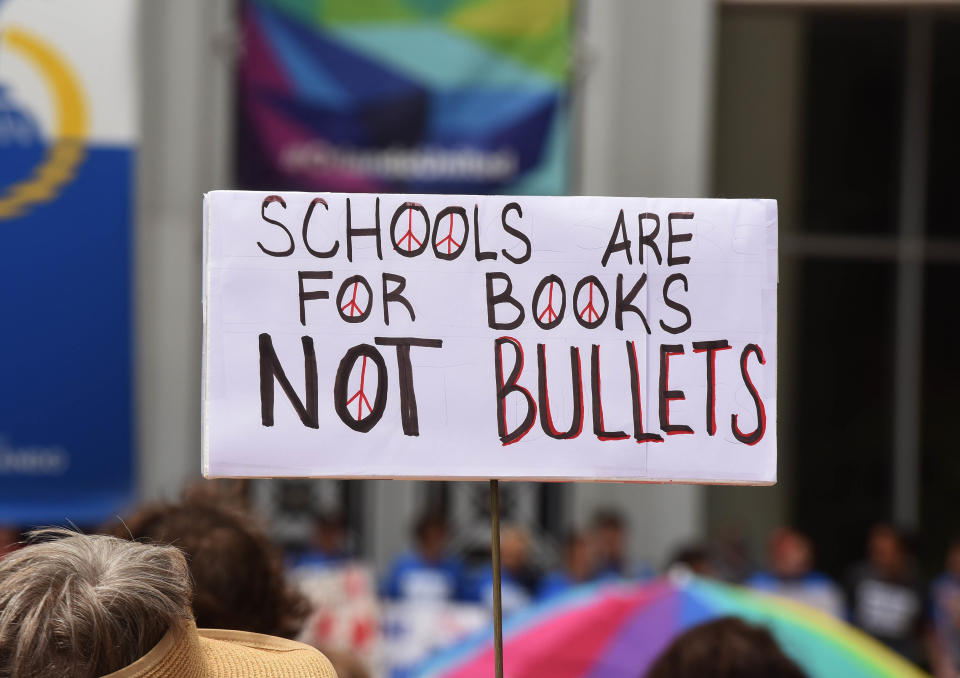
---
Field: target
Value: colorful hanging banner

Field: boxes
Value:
[237,0,573,195]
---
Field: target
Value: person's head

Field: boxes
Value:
[768,528,813,579]
[413,512,449,563]
[313,511,348,556]
[945,537,960,577]
[109,497,308,638]
[0,528,192,678]
[500,525,531,573]
[669,544,713,577]
[645,617,808,678]
[562,531,595,582]
[592,509,626,566]
[867,523,906,577]
[0,525,19,558]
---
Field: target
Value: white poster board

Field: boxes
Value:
[202,192,777,484]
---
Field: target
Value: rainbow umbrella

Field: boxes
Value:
[410,577,929,678]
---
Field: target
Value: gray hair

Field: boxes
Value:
[0,528,192,678]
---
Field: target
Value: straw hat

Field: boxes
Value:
[103,620,337,678]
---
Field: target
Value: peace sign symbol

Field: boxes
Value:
[432,206,469,261]
[573,276,608,329]
[336,275,373,323]
[532,274,566,330]
[391,202,430,257]
[334,345,388,433]
[346,355,375,420]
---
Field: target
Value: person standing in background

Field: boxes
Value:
[540,531,597,599]
[929,537,960,678]
[291,511,351,570]
[846,524,925,664]
[667,544,715,579]
[0,525,19,559]
[747,527,844,618]
[381,513,470,602]
[473,525,540,615]
[591,510,630,579]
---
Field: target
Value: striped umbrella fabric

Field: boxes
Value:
[411,577,930,678]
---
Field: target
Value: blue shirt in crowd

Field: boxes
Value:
[538,572,584,599]
[287,548,349,570]
[472,566,538,615]
[380,550,470,602]
[747,571,845,618]
[930,573,960,669]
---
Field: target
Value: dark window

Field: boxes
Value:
[801,15,904,236]
[926,16,960,237]
[794,260,896,576]
[919,264,960,569]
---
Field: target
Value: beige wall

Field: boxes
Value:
[137,0,234,501]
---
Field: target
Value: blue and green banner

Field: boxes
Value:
[238,0,573,195]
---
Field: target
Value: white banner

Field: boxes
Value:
[202,191,777,484]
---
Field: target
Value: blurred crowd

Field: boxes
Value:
[2,490,960,678]
[372,515,960,676]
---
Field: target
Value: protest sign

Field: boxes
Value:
[202,192,777,484]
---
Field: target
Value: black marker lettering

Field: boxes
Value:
[659,344,692,435]
[660,273,692,334]
[591,345,629,441]
[375,337,443,436]
[626,340,663,443]
[259,333,318,428]
[494,337,536,445]
[473,204,497,261]
[298,271,332,326]
[345,197,383,262]
[732,343,767,445]
[501,202,531,264]
[485,272,525,330]
[382,273,415,325]
[638,212,662,265]
[692,340,732,435]
[537,344,584,439]
[615,273,651,333]
[302,197,338,258]
[258,195,294,257]
[601,209,632,267]
[667,212,693,266]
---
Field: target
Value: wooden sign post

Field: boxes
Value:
[490,479,504,678]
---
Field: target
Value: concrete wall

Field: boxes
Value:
[576,0,716,198]
[137,0,234,500]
